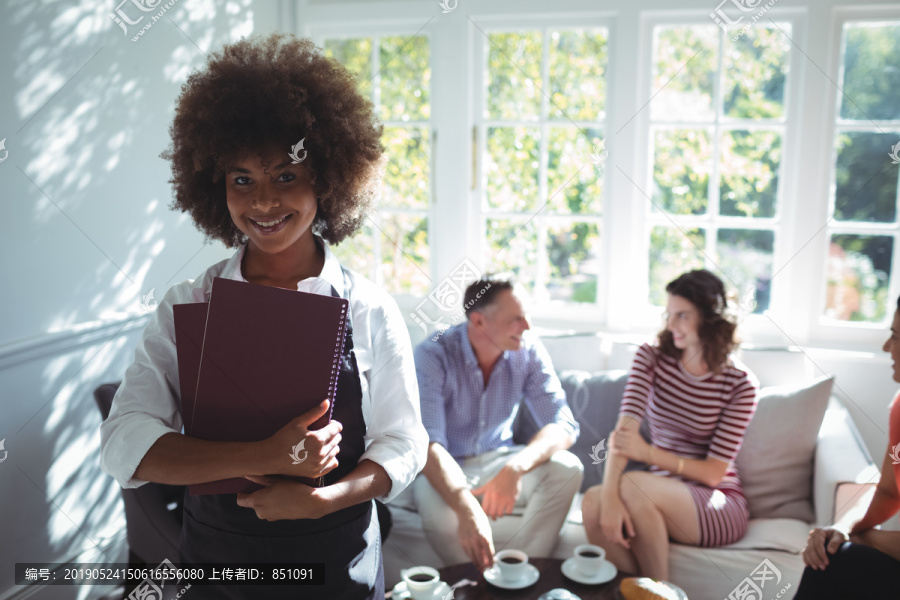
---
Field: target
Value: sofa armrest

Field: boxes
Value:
[813,396,879,527]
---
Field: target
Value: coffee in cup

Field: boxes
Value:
[494,549,529,582]
[401,566,440,600]
[573,543,607,577]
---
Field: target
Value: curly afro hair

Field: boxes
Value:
[161,33,384,247]
[657,269,738,373]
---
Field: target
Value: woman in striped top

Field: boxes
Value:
[581,270,758,580]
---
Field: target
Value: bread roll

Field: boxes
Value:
[619,577,680,600]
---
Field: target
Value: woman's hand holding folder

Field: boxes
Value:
[256,399,343,479]
[237,399,344,520]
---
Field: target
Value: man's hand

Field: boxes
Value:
[257,400,342,478]
[472,465,522,519]
[801,527,847,570]
[610,421,650,463]
[456,499,495,571]
[236,475,328,521]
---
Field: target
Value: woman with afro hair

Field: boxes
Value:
[100,33,428,599]
[581,269,759,580]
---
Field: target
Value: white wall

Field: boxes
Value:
[0,1,280,597]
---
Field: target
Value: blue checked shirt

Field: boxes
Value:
[415,323,579,460]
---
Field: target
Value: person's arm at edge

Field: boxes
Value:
[850,447,900,534]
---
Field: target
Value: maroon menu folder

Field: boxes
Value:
[173,277,349,495]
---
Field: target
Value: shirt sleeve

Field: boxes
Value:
[414,341,449,449]
[707,368,759,463]
[99,285,187,489]
[619,343,658,422]
[521,337,579,441]
[358,293,429,503]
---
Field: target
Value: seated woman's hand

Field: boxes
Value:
[256,400,342,479]
[599,492,636,549]
[610,421,650,463]
[801,527,847,570]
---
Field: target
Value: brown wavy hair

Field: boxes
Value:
[160,33,384,247]
[657,269,737,372]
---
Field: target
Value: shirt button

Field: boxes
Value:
[480,420,485,426]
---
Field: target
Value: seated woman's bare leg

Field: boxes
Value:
[581,485,640,574]
[618,472,701,580]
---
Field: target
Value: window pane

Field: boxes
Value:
[649,226,706,306]
[840,23,900,121]
[653,129,711,215]
[487,31,542,120]
[717,228,774,313]
[379,36,430,122]
[486,219,539,291]
[378,214,429,295]
[547,222,600,303]
[486,126,540,212]
[549,29,608,121]
[719,129,781,218]
[331,221,375,279]
[382,126,430,209]
[834,132,899,223]
[324,38,372,85]
[546,127,603,214]
[826,234,893,322]
[652,25,717,122]
[723,26,790,119]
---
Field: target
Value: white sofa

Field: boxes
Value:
[383,333,878,600]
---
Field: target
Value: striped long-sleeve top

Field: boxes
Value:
[619,343,759,494]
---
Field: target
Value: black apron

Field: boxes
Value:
[179,269,384,599]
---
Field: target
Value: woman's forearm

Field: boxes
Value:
[134,432,268,484]
[647,445,728,488]
[318,459,391,514]
[852,490,900,533]
[600,452,629,497]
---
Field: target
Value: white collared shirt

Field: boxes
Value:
[99,239,428,503]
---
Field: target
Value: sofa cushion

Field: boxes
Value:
[514,370,629,491]
[735,376,833,522]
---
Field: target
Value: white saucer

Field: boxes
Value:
[561,557,618,585]
[483,563,540,589]
[390,580,452,599]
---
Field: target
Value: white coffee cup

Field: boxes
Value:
[573,543,607,577]
[494,549,529,582]
[400,566,440,600]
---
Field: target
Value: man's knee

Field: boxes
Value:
[544,449,585,484]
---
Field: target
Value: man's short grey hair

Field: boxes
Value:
[464,277,514,318]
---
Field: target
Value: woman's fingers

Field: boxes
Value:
[623,509,636,540]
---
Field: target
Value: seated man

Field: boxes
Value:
[412,277,583,570]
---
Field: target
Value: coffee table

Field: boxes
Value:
[438,557,631,599]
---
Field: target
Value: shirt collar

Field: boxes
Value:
[461,322,508,366]
[224,235,345,298]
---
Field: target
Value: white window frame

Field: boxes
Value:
[811,6,900,344]
[470,14,614,326]
[611,10,806,346]
[294,0,900,352]
[305,17,435,295]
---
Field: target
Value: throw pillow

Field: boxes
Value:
[735,375,834,522]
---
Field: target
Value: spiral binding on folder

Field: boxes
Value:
[326,302,349,422]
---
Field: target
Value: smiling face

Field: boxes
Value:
[225,142,319,258]
[882,309,900,383]
[666,293,702,353]
[472,289,531,352]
